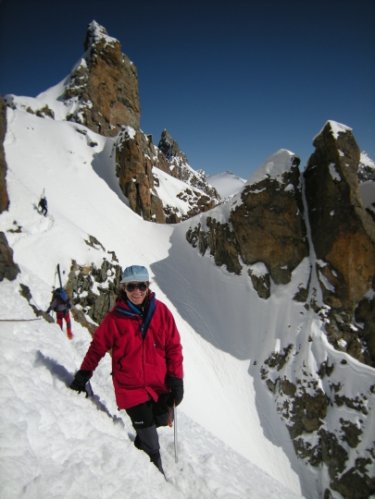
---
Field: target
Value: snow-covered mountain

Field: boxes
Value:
[358,151,375,218]
[2,97,375,498]
[3,20,220,224]
[207,171,246,199]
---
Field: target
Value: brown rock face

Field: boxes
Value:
[304,121,375,311]
[355,291,375,362]
[158,129,219,199]
[231,156,308,284]
[65,21,140,135]
[187,218,242,274]
[158,129,188,162]
[0,232,20,281]
[116,129,166,223]
[68,252,122,328]
[116,128,219,223]
[0,97,9,213]
[186,151,309,287]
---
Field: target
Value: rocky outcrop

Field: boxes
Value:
[231,153,308,285]
[115,128,167,223]
[250,123,375,499]
[0,232,19,281]
[261,347,375,499]
[358,152,375,183]
[64,20,140,135]
[115,128,219,223]
[187,217,242,273]
[304,121,375,366]
[19,283,53,322]
[66,236,122,331]
[0,100,18,282]
[187,125,375,367]
[186,150,309,289]
[159,129,219,199]
[0,97,9,213]
[158,129,188,163]
[304,121,375,311]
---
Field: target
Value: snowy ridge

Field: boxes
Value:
[246,149,298,186]
[360,151,375,170]
[207,171,246,198]
[314,120,352,141]
[85,19,118,49]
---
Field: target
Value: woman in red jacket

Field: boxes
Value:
[70,265,184,474]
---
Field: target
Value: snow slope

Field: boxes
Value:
[0,278,302,499]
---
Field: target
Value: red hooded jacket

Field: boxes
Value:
[80,292,183,409]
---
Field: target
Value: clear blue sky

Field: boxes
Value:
[1,0,374,178]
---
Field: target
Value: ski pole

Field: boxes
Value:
[173,404,178,463]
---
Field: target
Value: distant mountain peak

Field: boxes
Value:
[313,119,353,145]
[158,129,188,162]
[246,149,300,186]
[207,171,246,198]
[84,20,119,52]
[61,20,140,134]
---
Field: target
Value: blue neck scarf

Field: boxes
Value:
[115,293,156,338]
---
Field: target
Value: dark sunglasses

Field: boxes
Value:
[124,282,149,292]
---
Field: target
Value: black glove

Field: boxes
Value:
[70,370,92,395]
[166,376,184,407]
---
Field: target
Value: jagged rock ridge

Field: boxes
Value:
[186,125,375,366]
[185,121,375,497]
[304,121,375,365]
[0,97,19,281]
[115,127,218,223]
[64,20,140,135]
[3,21,219,224]
[187,149,309,286]
[0,97,9,213]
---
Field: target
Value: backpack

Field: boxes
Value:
[54,287,69,303]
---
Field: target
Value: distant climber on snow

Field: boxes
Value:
[47,287,73,339]
[38,194,48,216]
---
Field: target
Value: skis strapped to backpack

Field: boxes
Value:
[57,264,63,288]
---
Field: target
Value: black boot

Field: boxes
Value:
[134,427,165,475]
[134,434,142,450]
[150,451,165,475]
